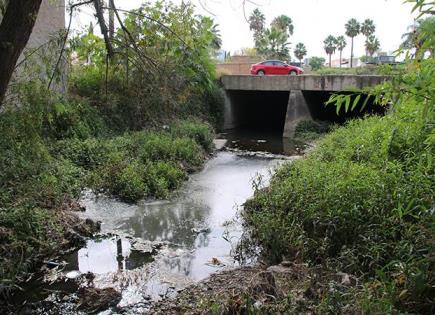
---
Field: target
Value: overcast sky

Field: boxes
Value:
[72,0,418,60]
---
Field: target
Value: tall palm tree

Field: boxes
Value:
[336,35,347,68]
[271,15,294,36]
[210,23,222,50]
[361,19,376,55]
[345,18,360,68]
[365,35,380,56]
[294,42,307,65]
[248,8,266,46]
[323,35,337,67]
[261,27,290,59]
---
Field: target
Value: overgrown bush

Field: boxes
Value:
[244,72,434,312]
[0,80,214,288]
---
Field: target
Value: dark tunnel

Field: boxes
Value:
[225,89,383,134]
[226,90,290,134]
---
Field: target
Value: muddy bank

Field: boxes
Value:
[149,263,357,314]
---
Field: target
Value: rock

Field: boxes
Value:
[65,229,87,247]
[77,287,121,313]
[85,218,101,232]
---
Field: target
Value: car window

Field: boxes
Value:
[273,61,285,66]
[263,61,274,66]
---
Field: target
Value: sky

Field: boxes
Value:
[72,0,418,60]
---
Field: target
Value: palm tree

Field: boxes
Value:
[365,35,380,56]
[345,18,360,68]
[260,27,290,59]
[271,15,294,36]
[336,35,347,68]
[248,9,266,46]
[294,43,307,65]
[361,19,376,55]
[210,23,222,50]
[323,35,337,67]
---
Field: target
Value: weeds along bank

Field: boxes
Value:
[0,0,224,292]
[1,80,219,303]
[0,81,216,291]
[243,60,434,313]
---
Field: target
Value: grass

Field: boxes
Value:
[243,91,434,313]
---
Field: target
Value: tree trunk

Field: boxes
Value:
[93,0,114,59]
[0,0,43,105]
[329,54,332,67]
[350,37,354,68]
[339,50,342,68]
[108,0,114,40]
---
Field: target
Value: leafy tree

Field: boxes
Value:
[345,18,360,68]
[323,35,337,67]
[336,35,347,68]
[294,42,307,64]
[248,8,266,46]
[271,15,294,36]
[365,35,380,56]
[71,26,106,65]
[210,23,222,50]
[309,56,325,71]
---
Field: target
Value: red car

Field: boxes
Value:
[250,60,304,76]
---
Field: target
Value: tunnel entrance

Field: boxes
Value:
[225,90,290,134]
[223,89,384,138]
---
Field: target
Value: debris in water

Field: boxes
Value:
[65,270,81,279]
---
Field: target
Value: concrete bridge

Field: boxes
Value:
[221,75,388,137]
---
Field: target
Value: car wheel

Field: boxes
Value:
[257,70,265,76]
[289,71,297,75]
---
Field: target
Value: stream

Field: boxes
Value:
[10,131,304,314]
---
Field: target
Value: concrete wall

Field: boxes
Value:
[222,75,388,138]
[216,63,253,76]
[26,0,65,49]
[221,75,389,92]
[13,0,67,92]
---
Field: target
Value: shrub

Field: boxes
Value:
[171,120,214,152]
[115,162,148,202]
[244,97,434,312]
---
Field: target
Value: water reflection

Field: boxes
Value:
[65,237,153,274]
[81,152,279,283]
[219,129,306,155]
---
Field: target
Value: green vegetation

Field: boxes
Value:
[294,120,333,142]
[244,56,434,313]
[248,10,294,60]
[0,82,214,285]
[309,56,326,71]
[0,0,222,292]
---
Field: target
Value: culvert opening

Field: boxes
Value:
[226,90,290,134]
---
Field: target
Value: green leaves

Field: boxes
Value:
[325,92,374,114]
